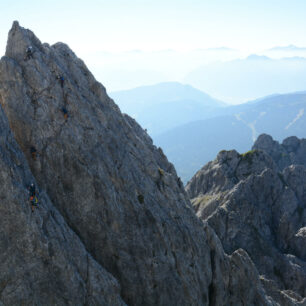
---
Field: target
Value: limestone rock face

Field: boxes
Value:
[253,133,306,170]
[187,138,306,305]
[187,149,277,198]
[202,223,275,306]
[0,22,281,305]
[0,86,124,305]
[0,21,208,306]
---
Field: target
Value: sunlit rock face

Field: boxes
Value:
[0,21,288,305]
[187,136,306,305]
[253,133,306,170]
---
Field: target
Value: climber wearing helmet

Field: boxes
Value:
[28,183,38,213]
[25,46,33,60]
[61,107,68,120]
[57,75,65,88]
[28,183,35,197]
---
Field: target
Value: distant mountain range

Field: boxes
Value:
[155,91,306,183]
[184,55,306,103]
[267,45,306,52]
[110,82,306,183]
[110,82,225,135]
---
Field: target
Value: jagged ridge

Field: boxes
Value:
[0,22,279,305]
[187,135,306,305]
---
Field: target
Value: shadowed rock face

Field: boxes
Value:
[0,21,209,306]
[0,22,280,305]
[0,85,124,305]
[187,138,306,305]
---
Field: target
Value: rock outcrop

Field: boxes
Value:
[0,22,280,305]
[253,133,306,170]
[187,137,306,305]
[0,87,124,305]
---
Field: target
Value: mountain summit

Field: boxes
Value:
[0,21,298,305]
[1,20,209,305]
[187,135,306,305]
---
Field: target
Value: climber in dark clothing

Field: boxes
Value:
[28,183,36,198]
[25,46,33,60]
[61,107,68,120]
[60,76,64,88]
[57,75,65,88]
[28,183,38,212]
[30,146,37,160]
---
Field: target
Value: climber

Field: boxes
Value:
[28,183,36,198]
[28,183,38,213]
[57,75,65,88]
[30,146,37,160]
[30,195,38,212]
[61,107,68,120]
[25,46,33,60]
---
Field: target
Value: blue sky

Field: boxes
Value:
[1,0,306,54]
[1,0,306,99]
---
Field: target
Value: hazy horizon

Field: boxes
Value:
[2,0,306,104]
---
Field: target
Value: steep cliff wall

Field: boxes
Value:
[0,22,278,305]
[187,142,306,305]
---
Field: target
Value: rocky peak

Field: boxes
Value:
[253,133,279,150]
[188,135,306,305]
[0,22,285,305]
[253,133,306,170]
[186,148,277,199]
[6,21,36,60]
[1,21,206,305]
